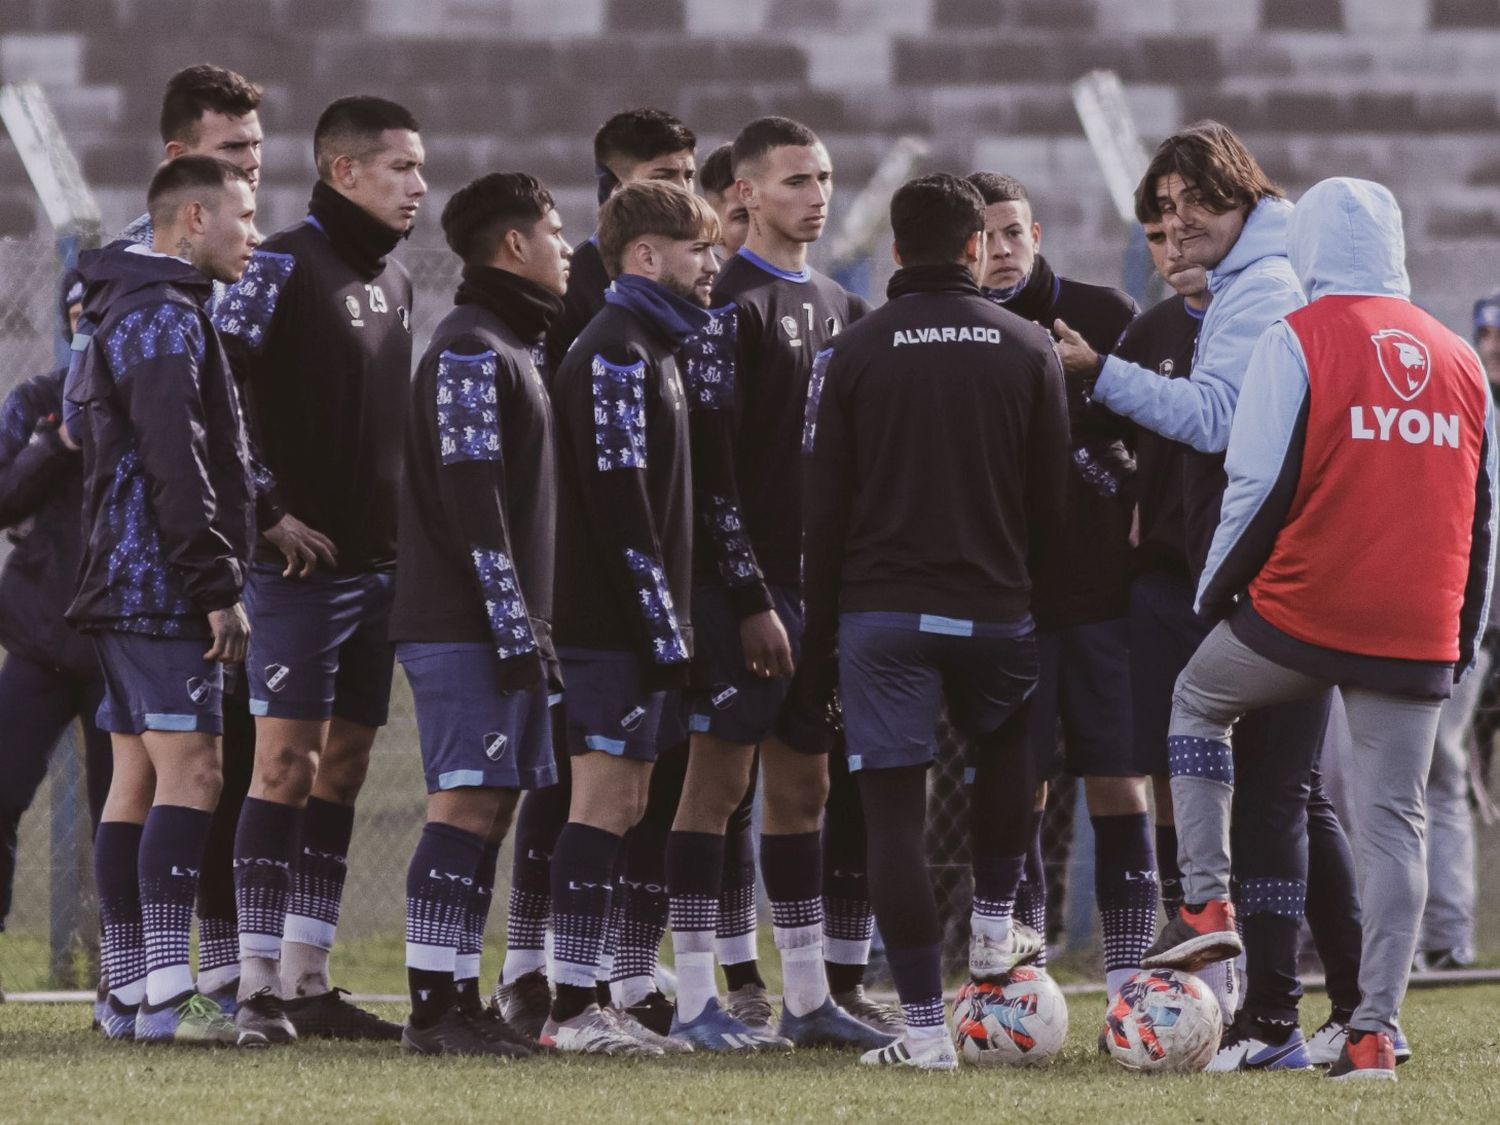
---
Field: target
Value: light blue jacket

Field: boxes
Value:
[1093,196,1303,453]
[1199,177,1497,674]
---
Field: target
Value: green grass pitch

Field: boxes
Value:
[3,986,1499,1124]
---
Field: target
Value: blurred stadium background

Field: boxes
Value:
[3,0,1500,993]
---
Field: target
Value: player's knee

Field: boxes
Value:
[256,743,316,801]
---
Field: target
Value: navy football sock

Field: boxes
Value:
[232,796,301,993]
[971,853,1026,944]
[455,841,500,1002]
[613,821,669,1007]
[96,821,146,1005]
[823,751,873,982]
[1016,817,1048,966]
[284,796,355,953]
[1093,812,1158,994]
[405,821,485,1027]
[505,785,563,983]
[716,779,759,972]
[762,831,828,1016]
[668,830,724,1021]
[139,805,213,1006]
[885,943,945,1032]
[549,822,621,1020]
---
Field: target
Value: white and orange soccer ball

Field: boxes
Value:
[952,965,1069,1068]
[1104,968,1223,1073]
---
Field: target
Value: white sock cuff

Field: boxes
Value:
[773,923,822,952]
[823,936,870,966]
[501,948,547,984]
[195,964,239,995]
[282,915,336,951]
[454,953,481,981]
[239,932,283,961]
[610,974,654,1009]
[405,941,457,973]
[145,965,195,1007]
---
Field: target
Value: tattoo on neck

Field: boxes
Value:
[175,237,193,261]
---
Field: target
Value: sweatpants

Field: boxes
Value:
[1170,619,1442,1037]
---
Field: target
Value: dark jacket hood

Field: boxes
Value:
[79,244,212,313]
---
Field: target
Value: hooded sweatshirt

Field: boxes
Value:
[64,244,253,637]
[548,274,702,684]
[1199,177,1498,695]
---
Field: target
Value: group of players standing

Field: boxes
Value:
[3,58,1492,1081]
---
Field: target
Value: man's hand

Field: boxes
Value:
[204,602,251,664]
[262,513,337,578]
[740,608,794,679]
[1053,319,1100,376]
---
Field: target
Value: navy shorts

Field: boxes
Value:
[243,562,396,727]
[1026,616,1135,780]
[839,612,1038,772]
[93,631,224,735]
[686,582,803,747]
[558,649,672,763]
[1128,571,1210,778]
[398,642,560,793]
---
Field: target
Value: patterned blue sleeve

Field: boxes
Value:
[623,547,689,664]
[470,548,538,660]
[104,304,206,379]
[436,349,502,464]
[680,304,737,411]
[211,249,295,350]
[803,346,834,452]
[704,495,759,587]
[592,354,648,471]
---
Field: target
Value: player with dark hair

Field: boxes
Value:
[663,115,892,1051]
[389,172,572,1058]
[800,172,1069,1068]
[963,170,1144,1001]
[541,107,696,371]
[1057,120,1365,1070]
[69,155,258,1045]
[215,94,425,1045]
[536,181,718,1056]
[0,274,110,1004]
[699,142,749,257]
[114,62,327,1023]
[499,105,702,1038]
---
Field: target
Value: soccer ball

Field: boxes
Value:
[1104,968,1223,1073]
[953,966,1069,1067]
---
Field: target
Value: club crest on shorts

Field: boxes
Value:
[186,677,211,706]
[1371,328,1431,401]
[264,663,290,692]
[483,731,508,761]
[620,705,647,732]
[711,683,738,710]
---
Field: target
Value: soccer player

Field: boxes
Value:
[1145,177,1497,1082]
[541,107,696,371]
[68,155,258,1045]
[0,276,111,1003]
[539,181,718,1055]
[966,171,1143,996]
[665,115,892,1051]
[800,172,1069,1068]
[113,62,331,1018]
[499,107,699,1035]
[216,95,426,1044]
[388,172,572,1058]
[699,142,750,257]
[1056,121,1361,1069]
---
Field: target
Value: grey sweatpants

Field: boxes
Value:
[1168,620,1442,1036]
